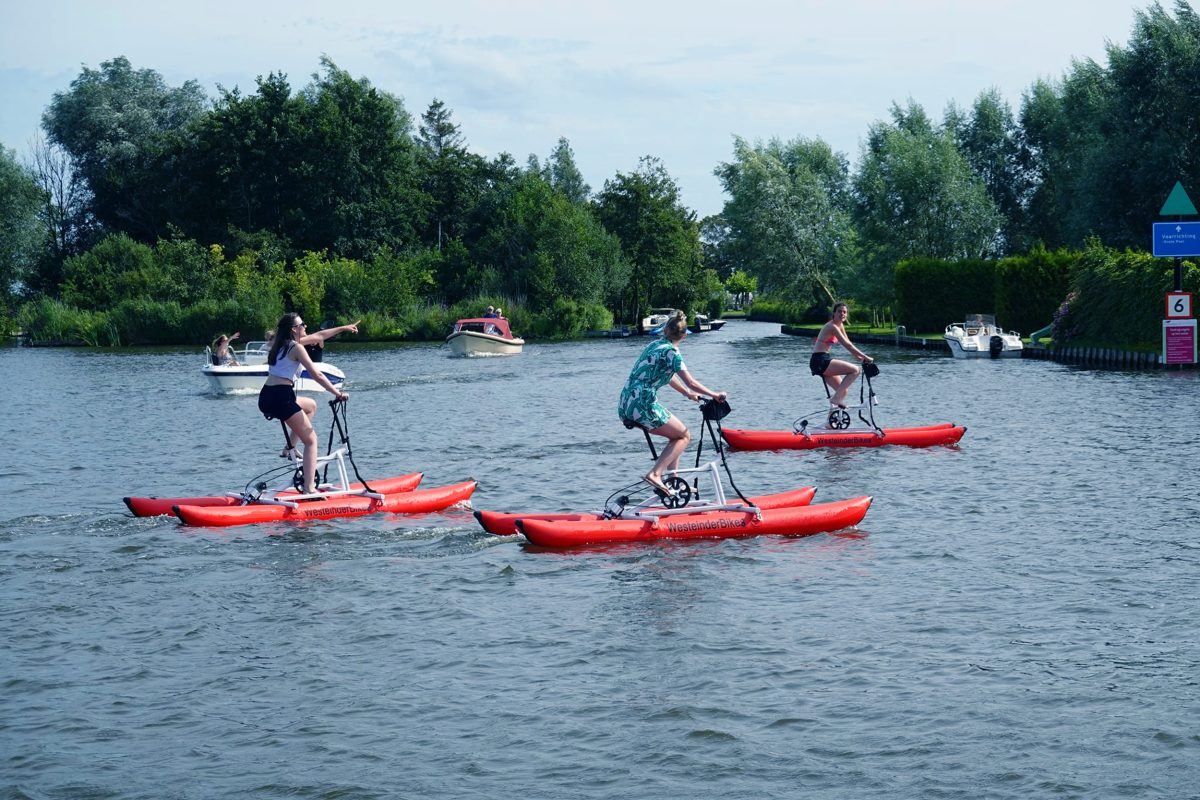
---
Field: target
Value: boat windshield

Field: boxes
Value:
[964,314,995,329]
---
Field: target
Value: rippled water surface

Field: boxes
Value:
[2,321,1199,799]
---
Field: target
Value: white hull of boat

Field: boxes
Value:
[944,321,1023,359]
[446,331,524,357]
[945,339,1023,358]
[202,363,347,394]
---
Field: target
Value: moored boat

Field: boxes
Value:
[944,314,1023,358]
[124,472,424,517]
[446,318,524,356]
[721,423,966,451]
[639,308,674,335]
[514,495,872,547]
[475,485,818,536]
[202,341,346,394]
[172,480,476,527]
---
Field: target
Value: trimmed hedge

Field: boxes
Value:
[995,247,1079,336]
[894,258,995,333]
[895,251,1078,335]
[1063,244,1199,347]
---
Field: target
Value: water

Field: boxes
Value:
[2,321,1199,799]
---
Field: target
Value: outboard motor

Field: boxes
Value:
[989,335,1004,358]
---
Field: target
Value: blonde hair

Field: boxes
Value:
[663,310,687,340]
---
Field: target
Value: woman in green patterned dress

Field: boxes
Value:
[617,310,727,496]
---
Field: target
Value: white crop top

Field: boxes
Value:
[267,342,305,382]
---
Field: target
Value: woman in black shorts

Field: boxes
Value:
[810,303,873,408]
[259,313,357,495]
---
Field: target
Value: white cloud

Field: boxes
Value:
[0,0,1143,215]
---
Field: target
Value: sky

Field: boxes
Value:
[0,0,1150,218]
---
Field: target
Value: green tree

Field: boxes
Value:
[60,233,158,310]
[0,146,47,311]
[300,59,424,256]
[715,135,855,304]
[853,101,1003,306]
[471,171,627,310]
[725,269,758,308]
[946,89,1031,253]
[1017,2,1200,249]
[417,99,486,249]
[541,137,590,204]
[27,136,98,295]
[182,59,424,258]
[594,156,703,323]
[41,56,207,241]
[699,214,735,280]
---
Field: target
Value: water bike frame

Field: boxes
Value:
[238,399,382,507]
[795,362,882,436]
[611,398,757,523]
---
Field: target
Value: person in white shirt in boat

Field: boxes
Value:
[211,331,241,365]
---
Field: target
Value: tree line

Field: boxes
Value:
[1,1,1196,344]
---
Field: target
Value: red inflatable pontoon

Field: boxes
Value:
[474,485,818,536]
[721,423,965,451]
[514,495,872,548]
[172,480,476,527]
[124,473,424,518]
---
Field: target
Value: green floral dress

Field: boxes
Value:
[617,338,685,428]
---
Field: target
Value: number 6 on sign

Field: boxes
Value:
[1166,292,1193,319]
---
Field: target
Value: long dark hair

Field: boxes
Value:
[268,312,301,366]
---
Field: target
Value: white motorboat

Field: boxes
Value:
[446,318,524,357]
[201,341,347,393]
[640,308,674,335]
[944,315,1023,359]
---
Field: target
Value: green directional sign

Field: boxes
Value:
[1160,181,1198,216]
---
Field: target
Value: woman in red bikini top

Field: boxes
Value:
[809,303,873,407]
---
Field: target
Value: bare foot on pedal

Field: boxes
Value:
[644,473,674,497]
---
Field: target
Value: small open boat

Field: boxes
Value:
[202,341,346,394]
[446,318,524,356]
[639,308,674,335]
[944,314,1023,358]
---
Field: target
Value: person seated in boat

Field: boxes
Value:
[969,314,984,334]
[618,310,726,497]
[258,329,275,352]
[495,307,505,319]
[482,305,497,318]
[809,303,873,409]
[211,331,241,365]
[258,314,358,495]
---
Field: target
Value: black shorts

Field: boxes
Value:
[809,351,833,376]
[258,383,302,421]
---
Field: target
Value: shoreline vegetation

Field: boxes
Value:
[2,4,1199,357]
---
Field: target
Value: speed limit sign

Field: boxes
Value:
[1166,292,1193,318]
